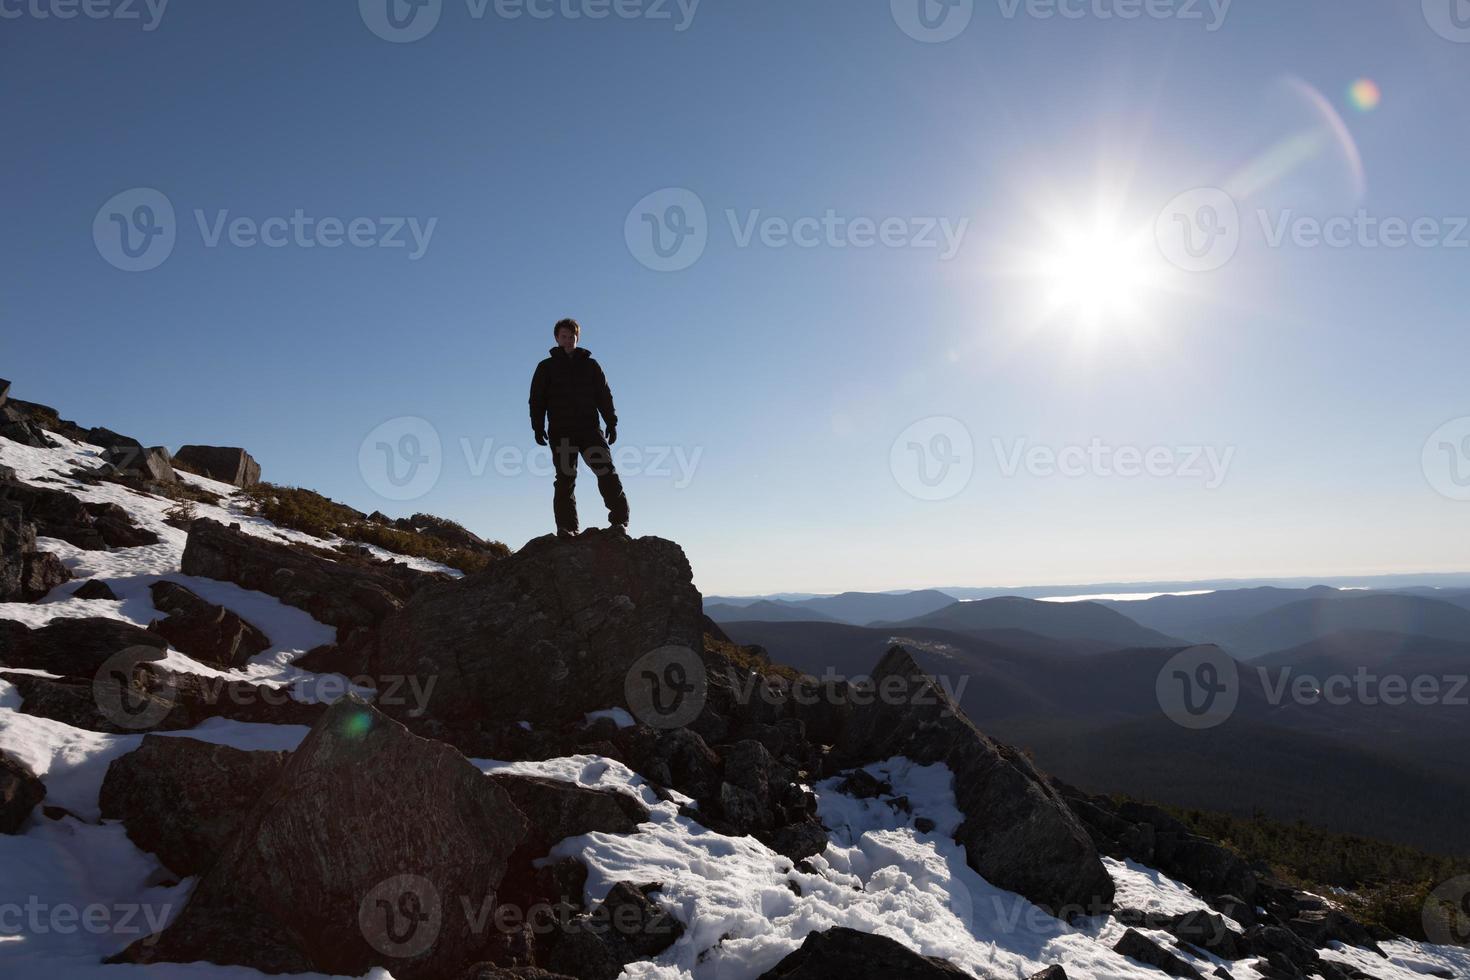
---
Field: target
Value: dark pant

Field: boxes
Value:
[550,430,629,533]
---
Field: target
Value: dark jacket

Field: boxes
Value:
[529,347,618,435]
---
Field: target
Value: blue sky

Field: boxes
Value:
[3,0,1469,595]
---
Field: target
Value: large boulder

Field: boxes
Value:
[1113,928,1205,980]
[0,403,55,448]
[115,697,529,979]
[99,735,289,876]
[545,882,684,980]
[836,647,1115,919]
[173,445,262,488]
[1,499,72,601]
[1,749,45,834]
[489,773,648,848]
[755,927,972,979]
[181,518,435,641]
[0,617,167,675]
[3,397,90,443]
[102,444,177,483]
[336,530,704,744]
[148,580,271,669]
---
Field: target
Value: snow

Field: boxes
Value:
[3,432,1468,980]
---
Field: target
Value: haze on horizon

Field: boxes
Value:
[4,2,1469,595]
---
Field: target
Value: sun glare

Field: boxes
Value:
[1032,216,1161,332]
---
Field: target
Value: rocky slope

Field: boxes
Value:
[0,379,1465,980]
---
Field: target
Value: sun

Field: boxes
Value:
[1030,215,1161,332]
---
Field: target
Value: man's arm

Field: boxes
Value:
[594,361,618,432]
[529,361,549,440]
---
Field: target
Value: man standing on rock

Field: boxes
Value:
[529,318,630,537]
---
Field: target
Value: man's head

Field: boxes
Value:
[554,318,580,354]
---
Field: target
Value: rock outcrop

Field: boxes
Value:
[832,647,1115,918]
[102,444,177,483]
[148,580,272,669]
[0,617,167,675]
[173,445,261,487]
[1,750,45,834]
[545,882,684,980]
[99,736,289,876]
[116,697,529,979]
[0,476,160,550]
[0,499,71,600]
[181,518,437,641]
[1113,928,1205,980]
[326,529,704,742]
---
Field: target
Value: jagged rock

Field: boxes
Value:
[0,477,160,550]
[1114,928,1205,980]
[72,579,119,601]
[1029,968,1068,980]
[755,927,972,979]
[173,445,261,487]
[0,498,72,601]
[768,818,829,861]
[0,617,167,675]
[0,403,55,448]
[20,551,71,599]
[1,750,45,834]
[102,444,176,483]
[3,398,90,443]
[87,427,143,452]
[546,882,684,980]
[489,773,648,847]
[463,968,577,980]
[1284,906,1382,956]
[181,518,435,641]
[99,735,288,876]
[148,580,271,669]
[392,512,487,550]
[835,647,1115,919]
[335,529,704,742]
[114,697,529,979]
[1115,908,1248,960]
[616,726,722,802]
[0,662,321,734]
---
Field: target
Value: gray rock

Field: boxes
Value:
[99,735,288,876]
[173,446,262,488]
[72,579,119,601]
[489,773,648,847]
[0,617,167,675]
[102,444,176,483]
[547,882,684,980]
[148,580,271,669]
[837,646,1115,919]
[114,697,529,979]
[1114,928,1205,980]
[1,749,45,834]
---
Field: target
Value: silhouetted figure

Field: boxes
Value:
[529,318,630,537]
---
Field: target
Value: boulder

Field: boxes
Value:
[3,398,90,443]
[1,663,322,734]
[148,580,271,669]
[836,647,1115,918]
[463,968,577,980]
[181,518,435,641]
[114,697,529,980]
[1114,929,1205,980]
[1115,908,1248,960]
[0,617,167,675]
[1,750,45,834]
[72,579,119,601]
[20,551,71,599]
[0,404,55,448]
[755,927,972,979]
[546,882,684,980]
[99,735,288,876]
[335,529,704,743]
[489,773,648,848]
[102,444,176,483]
[173,445,262,488]
[87,427,143,452]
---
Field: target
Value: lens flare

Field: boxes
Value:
[1348,78,1381,113]
[340,708,374,739]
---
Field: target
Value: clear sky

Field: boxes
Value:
[4,1,1469,596]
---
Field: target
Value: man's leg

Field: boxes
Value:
[580,433,630,527]
[551,434,581,534]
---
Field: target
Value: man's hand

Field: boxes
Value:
[605,426,617,446]
[534,430,548,447]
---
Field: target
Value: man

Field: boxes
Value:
[529,319,630,537]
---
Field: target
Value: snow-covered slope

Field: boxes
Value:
[2,434,1466,980]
